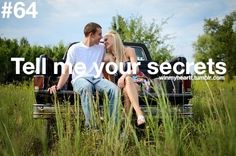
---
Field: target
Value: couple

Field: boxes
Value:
[48,22,145,127]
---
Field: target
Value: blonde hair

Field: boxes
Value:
[105,30,125,63]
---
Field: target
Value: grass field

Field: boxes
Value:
[0,80,236,156]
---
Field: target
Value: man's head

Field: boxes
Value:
[84,22,102,44]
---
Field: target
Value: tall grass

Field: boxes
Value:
[188,80,236,156]
[0,83,47,155]
[0,79,236,155]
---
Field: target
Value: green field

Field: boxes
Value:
[0,80,236,156]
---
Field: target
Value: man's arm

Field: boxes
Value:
[48,64,70,94]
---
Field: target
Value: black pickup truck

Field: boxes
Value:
[33,42,193,120]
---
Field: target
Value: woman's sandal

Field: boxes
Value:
[137,115,145,126]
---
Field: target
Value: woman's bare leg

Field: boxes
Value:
[123,76,145,123]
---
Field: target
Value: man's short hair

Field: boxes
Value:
[84,22,102,37]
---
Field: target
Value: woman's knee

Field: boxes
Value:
[125,76,134,85]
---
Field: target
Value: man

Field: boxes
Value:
[48,22,120,127]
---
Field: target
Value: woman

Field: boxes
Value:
[103,30,145,126]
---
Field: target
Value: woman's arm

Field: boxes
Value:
[125,47,139,74]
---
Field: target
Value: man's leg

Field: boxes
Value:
[73,78,94,127]
[94,78,120,121]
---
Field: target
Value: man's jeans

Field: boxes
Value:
[73,77,120,127]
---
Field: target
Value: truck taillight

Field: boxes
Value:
[183,79,191,93]
[34,75,44,91]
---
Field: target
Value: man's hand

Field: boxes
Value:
[48,85,58,94]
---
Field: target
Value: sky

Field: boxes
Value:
[0,0,235,62]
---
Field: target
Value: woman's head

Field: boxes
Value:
[104,30,125,62]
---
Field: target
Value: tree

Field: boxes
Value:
[52,41,67,61]
[193,11,236,79]
[0,37,67,83]
[110,15,173,62]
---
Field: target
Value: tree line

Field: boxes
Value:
[0,37,66,83]
[194,11,236,79]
